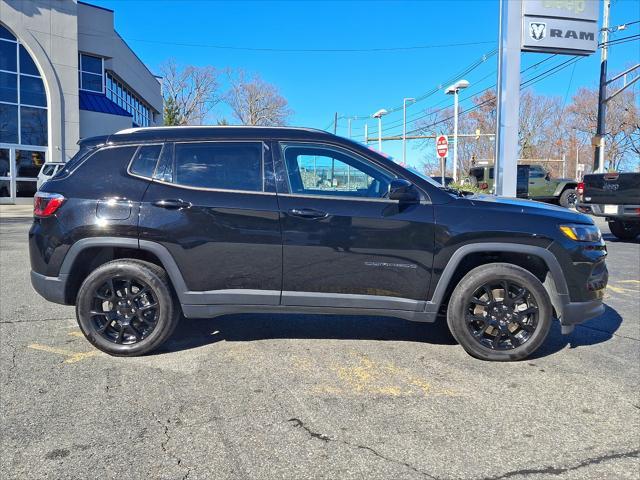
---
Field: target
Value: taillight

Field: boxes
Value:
[577,182,584,202]
[479,182,489,190]
[34,192,65,217]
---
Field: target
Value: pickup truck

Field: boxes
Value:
[577,172,640,240]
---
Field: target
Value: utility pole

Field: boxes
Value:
[348,118,352,138]
[333,112,338,135]
[594,0,610,173]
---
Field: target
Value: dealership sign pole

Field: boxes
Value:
[494,0,599,197]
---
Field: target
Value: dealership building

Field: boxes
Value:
[1,0,162,203]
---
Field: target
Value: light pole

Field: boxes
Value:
[445,79,469,182]
[403,98,415,166]
[372,109,388,152]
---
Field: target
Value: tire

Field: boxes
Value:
[75,259,180,356]
[608,220,640,240]
[447,263,553,361]
[558,188,577,208]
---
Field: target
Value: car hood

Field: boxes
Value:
[465,194,594,224]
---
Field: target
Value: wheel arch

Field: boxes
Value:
[427,243,569,320]
[554,182,578,197]
[60,238,189,304]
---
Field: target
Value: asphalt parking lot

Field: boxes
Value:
[1,207,638,480]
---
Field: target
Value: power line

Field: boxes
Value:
[404,56,583,136]
[79,31,496,53]
[376,54,562,135]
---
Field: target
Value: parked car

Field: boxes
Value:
[467,163,578,208]
[430,175,454,186]
[37,162,65,190]
[577,172,640,240]
[30,126,607,361]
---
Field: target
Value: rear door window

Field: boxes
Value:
[172,142,263,192]
[130,144,163,178]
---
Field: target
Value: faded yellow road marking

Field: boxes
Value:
[616,280,640,285]
[28,343,99,363]
[303,352,460,398]
[67,331,85,338]
[607,285,637,294]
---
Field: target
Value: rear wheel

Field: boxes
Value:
[447,263,553,361]
[75,259,180,356]
[559,188,577,208]
[608,220,640,240]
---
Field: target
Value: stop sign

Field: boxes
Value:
[436,135,448,158]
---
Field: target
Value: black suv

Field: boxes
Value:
[30,127,608,361]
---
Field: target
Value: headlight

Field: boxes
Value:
[559,224,602,242]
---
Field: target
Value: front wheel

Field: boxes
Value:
[608,220,640,240]
[75,259,180,356]
[559,188,577,208]
[447,263,553,361]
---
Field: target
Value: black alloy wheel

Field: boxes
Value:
[447,263,553,361]
[90,276,159,345]
[76,259,180,356]
[465,280,538,351]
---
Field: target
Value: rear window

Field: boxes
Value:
[470,168,485,181]
[130,144,163,178]
[172,142,263,192]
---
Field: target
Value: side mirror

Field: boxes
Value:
[388,179,419,203]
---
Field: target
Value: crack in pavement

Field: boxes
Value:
[288,418,639,480]
[287,418,438,479]
[149,411,192,480]
[0,317,75,324]
[479,449,640,480]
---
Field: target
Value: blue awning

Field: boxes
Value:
[79,90,132,117]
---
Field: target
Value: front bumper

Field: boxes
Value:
[30,270,69,305]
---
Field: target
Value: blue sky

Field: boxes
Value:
[92,0,639,167]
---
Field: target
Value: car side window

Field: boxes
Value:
[530,167,545,179]
[130,144,163,178]
[173,142,263,192]
[281,143,393,199]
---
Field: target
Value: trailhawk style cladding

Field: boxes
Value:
[29,127,608,361]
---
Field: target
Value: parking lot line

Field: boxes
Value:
[27,343,100,364]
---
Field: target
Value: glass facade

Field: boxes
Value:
[0,24,48,147]
[106,72,151,126]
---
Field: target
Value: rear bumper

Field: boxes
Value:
[30,270,69,305]
[577,203,640,220]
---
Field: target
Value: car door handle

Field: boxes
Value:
[153,199,191,210]
[529,182,535,184]
[289,208,328,219]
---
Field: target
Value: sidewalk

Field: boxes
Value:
[0,205,33,218]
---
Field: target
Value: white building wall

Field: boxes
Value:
[79,109,132,139]
[77,2,162,122]
[0,0,80,161]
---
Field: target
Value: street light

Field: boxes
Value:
[445,79,470,182]
[372,109,388,151]
[403,98,415,165]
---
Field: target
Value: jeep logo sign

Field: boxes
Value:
[521,0,599,55]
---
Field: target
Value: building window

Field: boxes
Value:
[0,23,48,146]
[79,53,104,93]
[105,72,152,127]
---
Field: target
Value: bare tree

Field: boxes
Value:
[160,59,220,125]
[567,85,639,171]
[225,70,292,126]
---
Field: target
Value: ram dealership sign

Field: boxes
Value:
[521,0,599,55]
